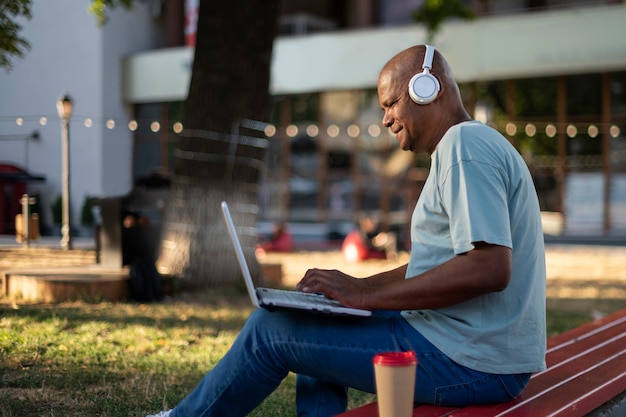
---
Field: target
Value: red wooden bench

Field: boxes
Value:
[335,307,626,417]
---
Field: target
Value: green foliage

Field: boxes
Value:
[51,195,62,224]
[412,0,476,44]
[472,79,560,157]
[87,0,134,26]
[80,196,95,225]
[0,0,32,71]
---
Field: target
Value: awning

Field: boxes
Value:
[122,4,626,102]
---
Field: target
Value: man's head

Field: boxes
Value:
[377,45,470,154]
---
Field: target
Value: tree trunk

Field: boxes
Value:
[157,0,281,288]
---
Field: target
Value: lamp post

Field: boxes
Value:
[56,92,74,250]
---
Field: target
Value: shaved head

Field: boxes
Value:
[381,46,460,103]
[377,45,471,154]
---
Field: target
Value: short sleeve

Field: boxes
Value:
[439,159,512,254]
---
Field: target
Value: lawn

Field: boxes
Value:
[1,287,624,417]
[0,287,381,417]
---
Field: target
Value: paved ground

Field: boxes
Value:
[259,243,626,300]
[0,235,95,250]
[0,236,97,272]
[2,235,626,301]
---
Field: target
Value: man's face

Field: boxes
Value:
[378,68,434,154]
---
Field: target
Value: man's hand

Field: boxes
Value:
[296,269,372,309]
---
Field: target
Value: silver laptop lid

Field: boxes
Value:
[221,201,261,309]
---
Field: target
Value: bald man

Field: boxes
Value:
[147,45,546,417]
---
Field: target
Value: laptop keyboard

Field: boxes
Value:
[259,288,342,307]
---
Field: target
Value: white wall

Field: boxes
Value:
[0,0,163,231]
[100,3,167,196]
[122,4,626,100]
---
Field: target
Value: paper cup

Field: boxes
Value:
[373,351,417,417]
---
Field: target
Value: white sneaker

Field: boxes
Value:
[146,410,172,417]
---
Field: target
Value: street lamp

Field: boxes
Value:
[56,92,73,250]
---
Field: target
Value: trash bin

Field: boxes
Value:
[92,196,152,268]
[93,196,124,268]
[92,181,168,268]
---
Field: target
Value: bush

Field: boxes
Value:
[51,195,62,224]
[81,196,94,226]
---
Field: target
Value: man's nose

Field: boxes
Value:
[382,112,393,128]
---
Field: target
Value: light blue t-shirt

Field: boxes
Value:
[402,121,546,374]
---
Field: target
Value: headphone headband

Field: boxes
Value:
[422,45,435,72]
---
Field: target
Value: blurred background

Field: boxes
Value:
[1,0,625,249]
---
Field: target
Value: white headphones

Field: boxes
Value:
[408,45,440,105]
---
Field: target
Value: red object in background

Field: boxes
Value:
[259,228,293,253]
[185,0,199,46]
[341,231,386,263]
[0,164,45,234]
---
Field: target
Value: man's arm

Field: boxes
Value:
[364,263,408,287]
[298,242,511,311]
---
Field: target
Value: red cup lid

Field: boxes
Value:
[373,351,417,366]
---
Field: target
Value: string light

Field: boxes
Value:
[367,124,381,137]
[285,124,298,138]
[1,114,624,141]
[327,124,340,138]
[610,125,620,138]
[545,124,557,138]
[566,124,577,138]
[306,124,319,137]
[347,124,360,138]
[264,124,276,137]
[505,122,517,136]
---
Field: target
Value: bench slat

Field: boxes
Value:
[336,402,461,417]
[546,312,626,354]
[334,308,626,417]
[433,324,626,416]
[338,402,460,417]
[499,358,626,416]
[534,326,626,389]
[407,348,626,417]
[546,309,626,349]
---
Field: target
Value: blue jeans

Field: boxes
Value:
[170,309,530,417]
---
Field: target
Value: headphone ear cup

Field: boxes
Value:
[408,72,441,105]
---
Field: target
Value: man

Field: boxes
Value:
[147,45,546,417]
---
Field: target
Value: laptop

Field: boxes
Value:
[221,201,372,317]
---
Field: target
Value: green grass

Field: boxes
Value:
[1,289,624,417]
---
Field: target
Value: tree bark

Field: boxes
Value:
[157,0,281,288]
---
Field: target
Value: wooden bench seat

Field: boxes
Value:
[335,308,626,417]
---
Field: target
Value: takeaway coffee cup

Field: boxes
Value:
[373,351,417,417]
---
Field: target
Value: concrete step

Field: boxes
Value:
[2,265,129,303]
[0,245,126,303]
